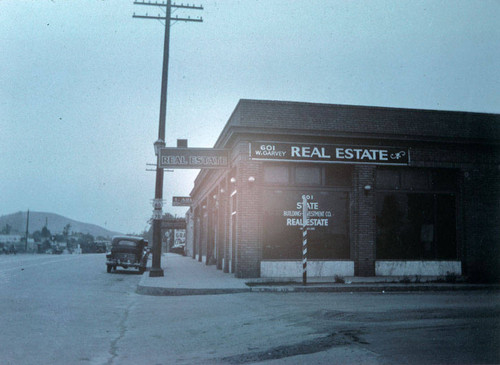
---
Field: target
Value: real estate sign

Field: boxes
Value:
[250,142,409,165]
[172,196,192,206]
[159,148,229,169]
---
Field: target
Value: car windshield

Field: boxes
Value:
[114,240,138,248]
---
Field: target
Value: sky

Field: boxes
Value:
[1,0,499,234]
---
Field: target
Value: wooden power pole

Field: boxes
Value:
[133,1,203,277]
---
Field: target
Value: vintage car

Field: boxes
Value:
[106,236,149,274]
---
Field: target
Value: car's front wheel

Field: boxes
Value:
[107,265,112,273]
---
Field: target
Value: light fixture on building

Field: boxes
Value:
[230,177,236,184]
[364,185,372,193]
[220,188,225,194]
[202,205,207,210]
[213,194,217,200]
[154,138,165,156]
[248,176,255,183]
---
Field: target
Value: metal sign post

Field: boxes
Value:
[302,195,308,285]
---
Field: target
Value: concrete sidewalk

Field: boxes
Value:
[137,253,499,296]
[137,253,250,296]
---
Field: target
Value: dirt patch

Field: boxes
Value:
[219,330,368,364]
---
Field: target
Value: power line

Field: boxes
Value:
[133,1,203,22]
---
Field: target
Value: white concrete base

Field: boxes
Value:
[194,254,207,263]
[375,261,462,276]
[261,261,354,278]
[222,258,233,273]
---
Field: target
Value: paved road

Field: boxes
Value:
[122,289,500,364]
[1,254,499,365]
[0,253,142,365]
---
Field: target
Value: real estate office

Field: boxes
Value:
[184,99,500,281]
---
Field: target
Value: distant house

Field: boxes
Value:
[0,234,23,244]
[0,234,35,252]
[0,234,36,252]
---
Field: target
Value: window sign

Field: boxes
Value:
[263,190,350,260]
[250,142,409,165]
[174,230,186,246]
[283,194,332,228]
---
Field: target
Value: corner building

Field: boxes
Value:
[187,100,500,281]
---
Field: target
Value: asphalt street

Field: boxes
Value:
[0,253,143,364]
[0,254,499,365]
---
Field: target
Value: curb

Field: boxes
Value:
[249,284,499,293]
[137,283,499,296]
[136,284,251,296]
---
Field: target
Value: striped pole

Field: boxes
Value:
[302,195,308,285]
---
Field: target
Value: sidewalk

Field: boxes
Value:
[137,253,499,296]
[137,253,250,296]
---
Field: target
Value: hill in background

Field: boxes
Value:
[0,211,122,238]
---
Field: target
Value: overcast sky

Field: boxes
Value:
[1,0,499,234]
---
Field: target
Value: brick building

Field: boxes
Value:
[187,99,500,281]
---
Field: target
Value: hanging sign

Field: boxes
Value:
[161,218,186,230]
[159,148,229,169]
[250,142,409,165]
[172,196,192,206]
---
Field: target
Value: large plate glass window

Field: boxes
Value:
[262,190,350,260]
[375,167,458,260]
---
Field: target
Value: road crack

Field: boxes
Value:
[106,301,135,365]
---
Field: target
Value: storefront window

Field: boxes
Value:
[376,193,457,260]
[263,165,289,184]
[431,169,458,190]
[376,168,400,190]
[401,169,430,190]
[325,165,353,186]
[377,168,457,192]
[262,190,350,260]
[295,166,321,185]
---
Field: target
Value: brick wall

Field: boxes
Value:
[353,165,376,276]
[189,101,499,280]
[462,167,500,282]
[234,142,262,278]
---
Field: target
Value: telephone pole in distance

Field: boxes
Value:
[133,0,203,277]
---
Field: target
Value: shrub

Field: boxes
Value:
[334,275,345,284]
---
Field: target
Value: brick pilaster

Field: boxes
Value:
[234,145,262,278]
[353,165,376,276]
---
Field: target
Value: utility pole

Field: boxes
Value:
[133,1,203,277]
[25,209,30,252]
